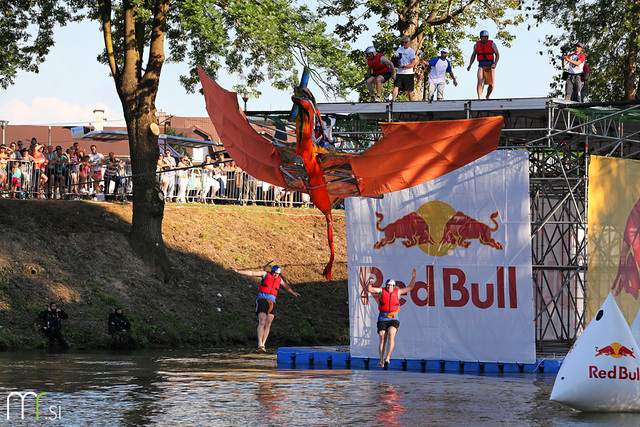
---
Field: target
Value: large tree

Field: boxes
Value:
[3,0,359,277]
[321,0,524,100]
[535,0,640,100]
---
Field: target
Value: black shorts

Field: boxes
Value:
[256,298,276,316]
[394,74,414,92]
[377,319,400,333]
[371,72,393,83]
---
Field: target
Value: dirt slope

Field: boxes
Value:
[0,200,349,350]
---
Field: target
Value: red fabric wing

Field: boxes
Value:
[198,66,289,188]
[349,117,503,196]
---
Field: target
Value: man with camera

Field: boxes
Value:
[38,302,70,350]
[391,36,416,101]
[564,43,586,102]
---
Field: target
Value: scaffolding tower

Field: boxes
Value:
[247,97,640,352]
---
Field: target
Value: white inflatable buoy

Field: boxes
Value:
[550,293,640,411]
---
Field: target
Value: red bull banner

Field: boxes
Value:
[588,156,640,323]
[345,151,535,363]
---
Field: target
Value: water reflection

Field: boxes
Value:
[0,349,640,426]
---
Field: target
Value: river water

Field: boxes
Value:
[1,348,640,426]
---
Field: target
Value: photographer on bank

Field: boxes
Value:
[108,306,137,349]
[38,302,70,350]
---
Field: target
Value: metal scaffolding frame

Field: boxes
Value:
[247,98,640,352]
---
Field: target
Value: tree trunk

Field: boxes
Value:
[125,110,170,277]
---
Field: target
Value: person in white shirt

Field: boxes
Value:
[422,47,458,101]
[88,145,105,195]
[391,36,416,101]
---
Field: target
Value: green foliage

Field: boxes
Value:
[174,0,360,100]
[533,0,640,100]
[0,1,72,89]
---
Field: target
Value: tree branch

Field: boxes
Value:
[144,0,169,86]
[97,0,119,81]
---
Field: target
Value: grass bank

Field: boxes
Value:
[0,199,349,350]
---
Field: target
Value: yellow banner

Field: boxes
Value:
[588,155,640,323]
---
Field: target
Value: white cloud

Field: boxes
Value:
[0,97,124,126]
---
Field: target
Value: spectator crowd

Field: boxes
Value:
[0,138,312,207]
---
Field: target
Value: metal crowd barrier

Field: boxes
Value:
[0,160,311,208]
[159,168,311,207]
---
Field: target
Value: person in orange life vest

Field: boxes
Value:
[467,30,500,100]
[365,46,396,102]
[232,265,300,352]
[367,268,416,367]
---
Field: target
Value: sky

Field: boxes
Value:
[0,16,560,127]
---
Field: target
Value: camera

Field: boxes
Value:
[392,52,402,68]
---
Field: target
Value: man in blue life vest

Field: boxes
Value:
[365,46,396,102]
[467,30,500,99]
[367,269,417,367]
[232,264,300,351]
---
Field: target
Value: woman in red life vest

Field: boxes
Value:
[466,30,500,99]
[365,46,396,102]
[367,269,417,367]
[232,264,300,352]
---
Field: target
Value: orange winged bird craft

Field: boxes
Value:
[197,66,503,280]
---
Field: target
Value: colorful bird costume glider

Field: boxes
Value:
[197,66,503,280]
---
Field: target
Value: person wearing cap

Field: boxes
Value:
[564,43,586,102]
[367,268,417,367]
[422,47,458,101]
[467,30,500,99]
[392,36,416,101]
[38,302,70,350]
[365,46,396,102]
[232,264,300,351]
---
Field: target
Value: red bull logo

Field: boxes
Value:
[373,201,503,256]
[594,342,636,358]
[359,265,518,309]
[589,342,639,381]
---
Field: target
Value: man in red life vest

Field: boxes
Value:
[367,269,417,367]
[232,264,300,352]
[467,30,500,99]
[365,46,396,102]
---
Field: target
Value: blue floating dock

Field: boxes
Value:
[277,346,563,374]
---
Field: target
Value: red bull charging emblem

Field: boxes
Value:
[374,201,503,256]
[594,342,636,358]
